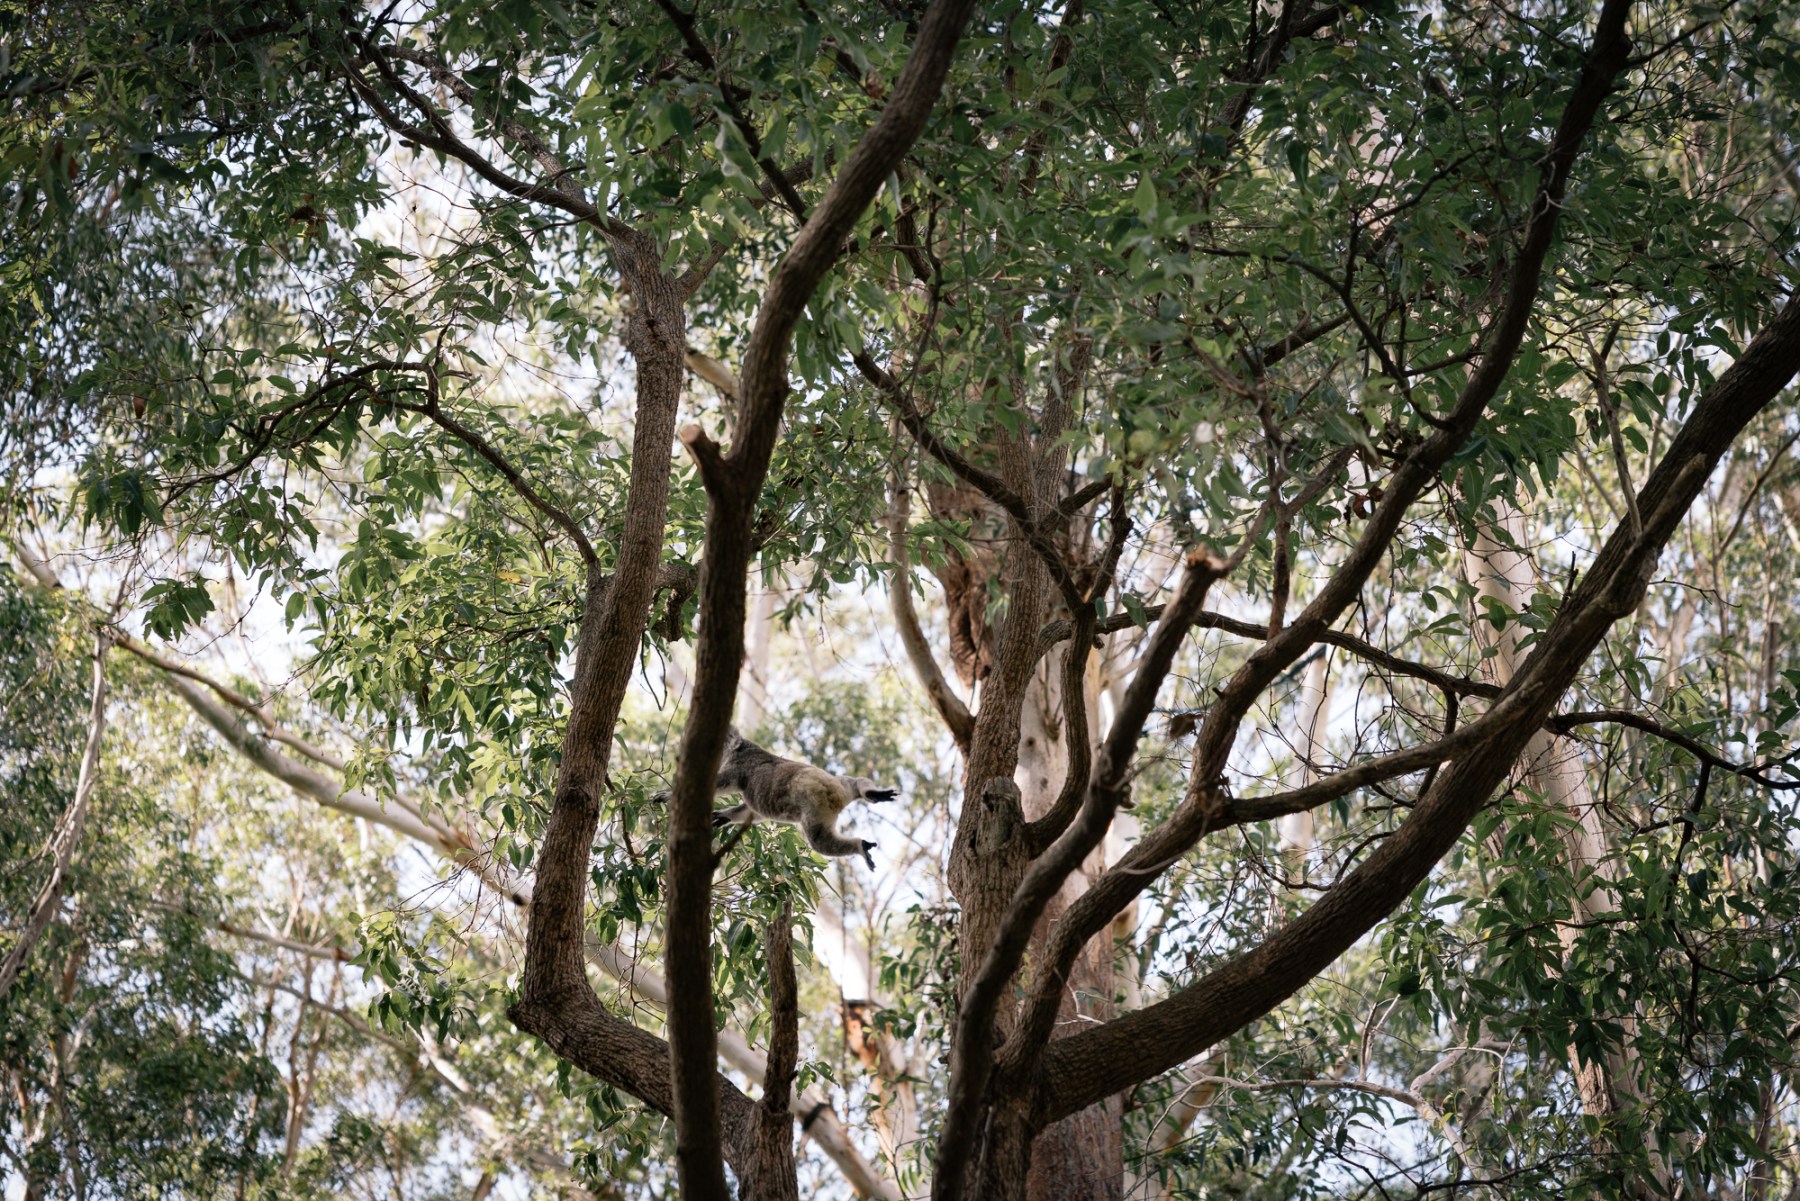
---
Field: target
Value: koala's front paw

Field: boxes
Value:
[860,839,877,869]
[864,787,899,802]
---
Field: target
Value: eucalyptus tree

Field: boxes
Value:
[0,580,287,1198]
[6,0,1800,1198]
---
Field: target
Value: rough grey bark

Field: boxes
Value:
[660,4,978,1195]
[503,255,781,1174]
[741,903,801,1201]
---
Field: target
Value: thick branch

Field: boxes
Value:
[1023,0,1640,988]
[662,4,976,1195]
[1004,553,1229,1055]
[888,468,976,748]
[742,901,801,1201]
[1037,284,1800,1122]
[1024,485,1135,851]
[934,550,1225,1201]
[1039,606,1499,701]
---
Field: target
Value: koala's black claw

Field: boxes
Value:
[711,810,729,828]
[866,787,899,801]
[860,840,877,869]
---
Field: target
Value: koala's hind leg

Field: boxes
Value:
[712,802,751,828]
[802,816,878,869]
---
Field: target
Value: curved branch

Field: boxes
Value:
[381,42,594,207]
[144,651,896,1196]
[887,466,975,748]
[1003,552,1230,1055]
[1160,695,1800,835]
[1037,278,1800,1126]
[1025,485,1134,852]
[651,0,812,220]
[934,549,1226,1201]
[1145,0,1640,792]
[1548,709,1800,790]
[1039,606,1499,701]
[115,634,345,770]
[854,352,1086,609]
[394,396,597,566]
[345,36,633,243]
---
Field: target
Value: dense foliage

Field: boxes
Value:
[5,0,1800,1197]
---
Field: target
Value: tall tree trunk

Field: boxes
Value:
[928,471,1122,1200]
[740,904,801,1201]
[814,901,919,1176]
[1277,651,1333,876]
[0,633,107,999]
[1465,502,1665,1191]
[739,582,779,734]
[1016,651,1123,1201]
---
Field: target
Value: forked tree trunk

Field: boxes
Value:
[932,539,1126,1200]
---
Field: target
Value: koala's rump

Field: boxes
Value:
[753,764,849,824]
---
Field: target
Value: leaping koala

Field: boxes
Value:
[653,728,899,868]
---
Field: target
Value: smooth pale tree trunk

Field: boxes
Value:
[1465,502,1665,1191]
[1277,650,1334,875]
[739,582,779,734]
[814,901,920,1178]
[1649,456,1740,705]
[0,634,108,1000]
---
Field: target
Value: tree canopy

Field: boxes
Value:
[5,0,1800,1197]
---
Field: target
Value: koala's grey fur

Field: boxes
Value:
[653,728,898,868]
